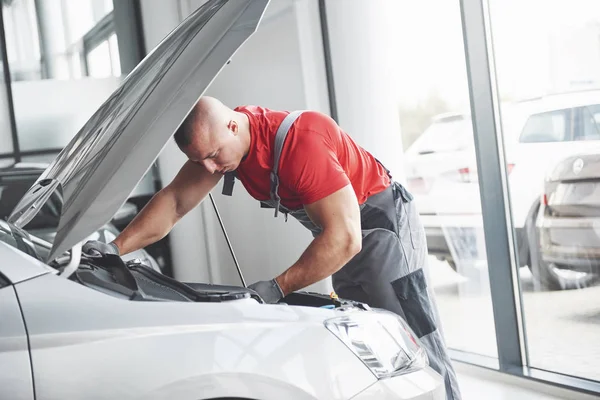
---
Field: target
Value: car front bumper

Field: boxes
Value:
[351,368,445,400]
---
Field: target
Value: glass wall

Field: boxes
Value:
[3,0,121,158]
[489,0,600,382]
[4,0,115,81]
[399,0,498,359]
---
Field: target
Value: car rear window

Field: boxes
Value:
[576,104,600,140]
[519,109,571,143]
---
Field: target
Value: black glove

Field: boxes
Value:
[249,279,284,304]
[82,240,120,257]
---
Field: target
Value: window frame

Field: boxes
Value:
[460,0,600,396]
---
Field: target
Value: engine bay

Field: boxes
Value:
[1,218,370,310]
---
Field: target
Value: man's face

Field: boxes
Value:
[182,120,244,174]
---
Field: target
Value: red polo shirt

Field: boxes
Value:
[234,105,390,210]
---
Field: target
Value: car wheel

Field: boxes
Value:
[525,202,600,290]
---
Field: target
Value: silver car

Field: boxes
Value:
[535,150,600,289]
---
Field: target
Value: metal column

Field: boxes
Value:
[459,0,526,370]
[112,0,146,75]
[0,4,21,162]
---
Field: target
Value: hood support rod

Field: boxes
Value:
[208,193,246,287]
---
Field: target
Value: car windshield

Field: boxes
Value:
[411,116,474,154]
[0,219,42,261]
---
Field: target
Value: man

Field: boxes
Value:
[83,96,461,399]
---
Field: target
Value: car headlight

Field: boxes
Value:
[325,310,428,378]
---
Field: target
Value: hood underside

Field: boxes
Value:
[8,0,270,261]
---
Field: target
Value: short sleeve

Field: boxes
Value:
[278,114,350,205]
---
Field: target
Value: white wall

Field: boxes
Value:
[139,0,406,293]
[12,78,120,151]
[324,0,405,181]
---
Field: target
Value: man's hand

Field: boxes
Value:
[249,279,284,304]
[82,240,120,257]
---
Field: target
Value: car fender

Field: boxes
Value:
[0,241,53,284]
[143,372,319,400]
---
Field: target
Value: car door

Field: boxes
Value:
[0,273,35,400]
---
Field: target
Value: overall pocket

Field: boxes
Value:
[396,188,425,251]
[391,268,436,338]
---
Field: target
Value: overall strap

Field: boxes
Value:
[270,110,304,217]
[222,170,236,196]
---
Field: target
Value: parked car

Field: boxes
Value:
[403,112,477,270]
[405,90,600,289]
[534,149,600,289]
[0,1,445,399]
[0,162,162,272]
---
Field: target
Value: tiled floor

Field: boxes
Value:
[430,256,600,383]
[455,363,599,400]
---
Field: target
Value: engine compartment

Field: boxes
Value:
[0,219,370,310]
[66,255,371,310]
[59,254,258,303]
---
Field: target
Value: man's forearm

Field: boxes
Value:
[112,190,179,255]
[275,230,361,295]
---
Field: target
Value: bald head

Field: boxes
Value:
[174,96,232,149]
[173,96,252,175]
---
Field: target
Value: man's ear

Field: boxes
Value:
[227,119,239,134]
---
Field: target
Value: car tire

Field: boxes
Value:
[525,202,600,290]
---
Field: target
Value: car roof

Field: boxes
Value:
[513,89,600,114]
[427,89,600,123]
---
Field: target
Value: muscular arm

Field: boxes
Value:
[275,184,362,295]
[112,160,222,255]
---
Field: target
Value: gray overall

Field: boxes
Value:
[223,111,461,399]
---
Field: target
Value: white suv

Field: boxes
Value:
[405,90,600,289]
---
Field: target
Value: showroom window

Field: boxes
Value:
[472,0,600,390]
[400,0,498,361]
[4,0,114,81]
[0,0,143,163]
[398,0,600,393]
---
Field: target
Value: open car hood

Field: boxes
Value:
[8,0,270,261]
